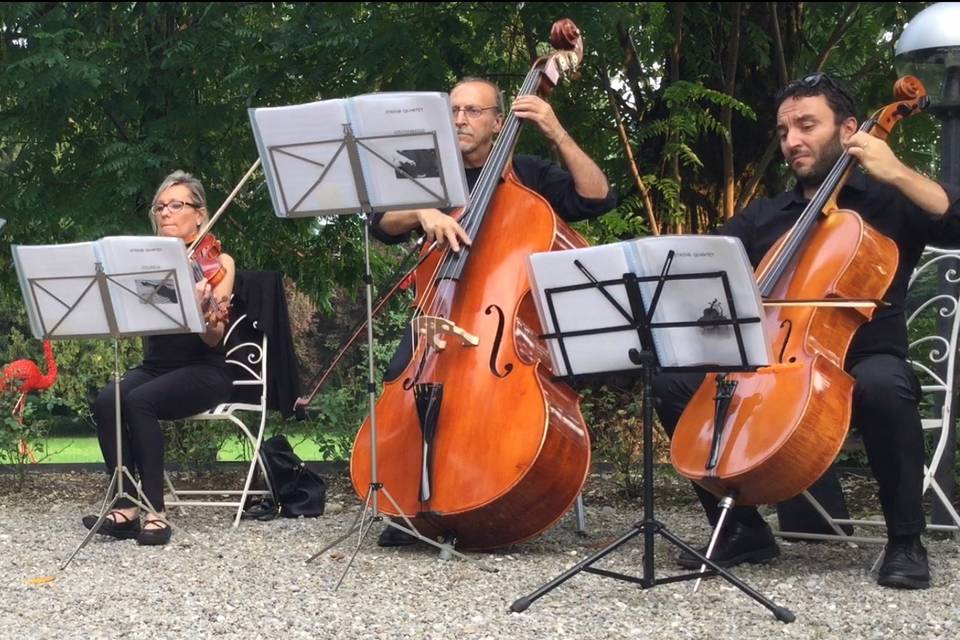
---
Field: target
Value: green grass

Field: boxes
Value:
[25,435,344,464]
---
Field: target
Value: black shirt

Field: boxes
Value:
[720,169,960,360]
[371,154,617,244]
[142,333,225,370]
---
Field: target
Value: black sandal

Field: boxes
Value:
[81,510,141,540]
[136,518,172,546]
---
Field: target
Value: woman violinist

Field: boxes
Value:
[654,74,960,589]
[83,170,236,546]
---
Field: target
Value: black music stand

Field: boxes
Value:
[511,252,795,623]
[249,111,494,586]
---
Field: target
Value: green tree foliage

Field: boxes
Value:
[0,3,943,478]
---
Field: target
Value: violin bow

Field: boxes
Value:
[187,158,262,257]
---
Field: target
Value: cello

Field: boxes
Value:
[670,77,929,506]
[350,19,591,550]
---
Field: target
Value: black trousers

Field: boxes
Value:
[652,353,926,537]
[93,364,233,512]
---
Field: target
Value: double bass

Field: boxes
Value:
[350,19,591,550]
[671,77,929,506]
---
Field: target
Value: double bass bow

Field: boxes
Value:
[671,77,929,506]
[350,18,592,550]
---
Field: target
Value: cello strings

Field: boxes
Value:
[757,119,873,295]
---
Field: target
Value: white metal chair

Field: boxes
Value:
[777,247,960,544]
[164,313,273,527]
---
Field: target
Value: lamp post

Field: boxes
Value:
[896,2,960,527]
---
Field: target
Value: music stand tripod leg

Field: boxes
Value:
[60,470,120,569]
[304,213,496,588]
[656,527,796,623]
[61,340,175,570]
[510,359,795,623]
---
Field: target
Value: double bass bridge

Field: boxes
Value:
[413,316,479,351]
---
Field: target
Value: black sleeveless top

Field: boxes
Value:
[142,333,225,370]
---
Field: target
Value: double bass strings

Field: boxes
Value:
[415,66,543,323]
[399,67,546,487]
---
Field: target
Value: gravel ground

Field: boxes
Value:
[1,468,958,640]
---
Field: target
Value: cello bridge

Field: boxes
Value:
[413,316,479,351]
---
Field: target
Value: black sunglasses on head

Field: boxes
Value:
[776,72,855,112]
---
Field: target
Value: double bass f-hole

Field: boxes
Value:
[777,319,794,364]
[402,351,429,391]
[485,305,514,378]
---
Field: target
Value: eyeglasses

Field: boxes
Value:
[152,200,200,215]
[451,105,499,119]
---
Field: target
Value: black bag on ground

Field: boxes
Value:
[243,435,326,519]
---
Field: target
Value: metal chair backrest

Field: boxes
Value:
[906,247,960,500]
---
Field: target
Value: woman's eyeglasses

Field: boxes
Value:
[152,200,200,215]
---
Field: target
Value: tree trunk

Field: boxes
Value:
[669,2,685,233]
[720,3,742,220]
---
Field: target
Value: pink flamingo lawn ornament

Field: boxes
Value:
[1,340,58,463]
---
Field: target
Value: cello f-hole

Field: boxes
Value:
[485,305,514,378]
[778,319,793,364]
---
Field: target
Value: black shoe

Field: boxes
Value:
[136,518,172,546]
[677,522,780,569]
[82,511,140,540]
[376,521,418,547]
[877,536,930,589]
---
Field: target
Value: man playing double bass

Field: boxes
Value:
[373,77,614,249]
[371,77,617,546]
[655,73,960,589]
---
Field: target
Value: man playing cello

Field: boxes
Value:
[655,73,960,589]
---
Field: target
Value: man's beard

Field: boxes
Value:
[794,135,844,190]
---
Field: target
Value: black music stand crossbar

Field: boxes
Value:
[511,255,795,623]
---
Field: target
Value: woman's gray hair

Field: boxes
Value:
[149,170,208,233]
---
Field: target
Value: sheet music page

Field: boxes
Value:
[526,245,643,377]
[624,235,771,368]
[348,92,468,210]
[11,242,107,339]
[248,99,360,216]
[97,236,204,335]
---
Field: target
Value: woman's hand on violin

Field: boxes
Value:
[195,252,235,346]
[195,278,214,312]
[195,278,225,324]
[416,209,472,252]
[512,95,567,146]
[844,132,907,185]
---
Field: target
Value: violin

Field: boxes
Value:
[180,159,262,326]
[670,77,929,506]
[189,232,231,325]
